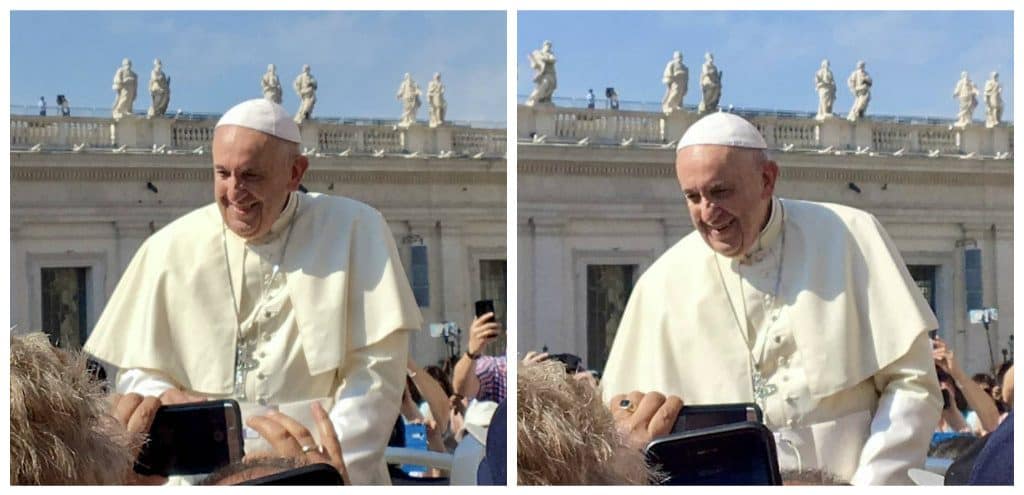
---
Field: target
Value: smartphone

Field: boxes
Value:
[671,403,763,433]
[134,399,244,476]
[645,421,783,485]
[475,299,496,319]
[239,463,344,485]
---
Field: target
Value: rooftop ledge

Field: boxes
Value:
[10,113,507,159]
[517,104,1013,160]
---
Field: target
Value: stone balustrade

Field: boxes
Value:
[11,114,506,157]
[519,104,1013,157]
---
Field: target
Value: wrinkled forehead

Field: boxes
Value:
[675,144,763,187]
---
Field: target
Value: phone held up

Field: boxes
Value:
[671,403,763,433]
[475,299,496,320]
[133,399,244,477]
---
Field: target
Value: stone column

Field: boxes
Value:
[518,218,536,350]
[991,224,1013,368]
[438,221,469,334]
[298,122,319,151]
[530,217,570,354]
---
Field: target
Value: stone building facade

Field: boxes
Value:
[10,113,507,367]
[518,104,1013,376]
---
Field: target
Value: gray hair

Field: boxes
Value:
[10,332,140,484]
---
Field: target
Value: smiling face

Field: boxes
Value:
[212,125,308,239]
[676,145,778,257]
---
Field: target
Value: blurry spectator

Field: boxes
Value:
[929,435,979,461]
[586,89,595,109]
[933,337,1000,434]
[608,88,620,109]
[476,400,506,485]
[59,95,71,116]
[971,373,1004,412]
[996,362,1013,411]
[38,96,46,116]
[518,360,655,484]
[968,411,1013,485]
[10,332,162,485]
[935,367,970,433]
[453,312,507,404]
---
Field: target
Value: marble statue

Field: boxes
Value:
[952,71,979,129]
[261,64,283,104]
[427,72,447,128]
[147,58,171,119]
[661,51,689,115]
[698,52,722,114]
[111,58,138,121]
[396,73,422,128]
[292,64,317,124]
[846,61,872,122]
[815,59,836,120]
[526,40,557,107]
[984,72,1003,128]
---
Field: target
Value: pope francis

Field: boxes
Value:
[601,112,941,485]
[84,99,422,484]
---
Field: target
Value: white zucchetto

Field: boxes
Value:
[677,112,768,151]
[216,98,301,143]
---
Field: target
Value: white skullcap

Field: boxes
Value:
[677,112,767,151]
[215,98,301,143]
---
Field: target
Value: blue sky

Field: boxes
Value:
[518,11,1014,119]
[11,11,506,124]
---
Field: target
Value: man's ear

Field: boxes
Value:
[762,159,780,198]
[289,154,310,190]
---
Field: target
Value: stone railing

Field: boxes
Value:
[519,104,1013,157]
[10,116,113,148]
[11,115,506,157]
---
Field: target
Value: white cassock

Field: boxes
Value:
[84,191,423,484]
[602,197,942,485]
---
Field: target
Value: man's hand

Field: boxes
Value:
[110,393,166,485]
[932,337,964,379]
[468,312,501,355]
[608,391,684,451]
[159,388,207,405]
[521,350,549,365]
[245,402,350,485]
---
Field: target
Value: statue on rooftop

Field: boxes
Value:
[261,64,282,104]
[846,61,872,122]
[111,58,138,121]
[984,72,1003,128]
[293,64,317,124]
[396,73,422,127]
[526,40,557,107]
[952,71,979,129]
[147,58,171,119]
[661,51,688,115]
[698,52,722,114]
[427,72,447,128]
[814,59,836,120]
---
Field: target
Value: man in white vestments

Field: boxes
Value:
[602,112,941,485]
[84,98,422,484]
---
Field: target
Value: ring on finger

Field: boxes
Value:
[301,444,323,454]
[618,399,637,413]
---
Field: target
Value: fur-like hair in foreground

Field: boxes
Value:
[517,360,654,485]
[10,332,140,485]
